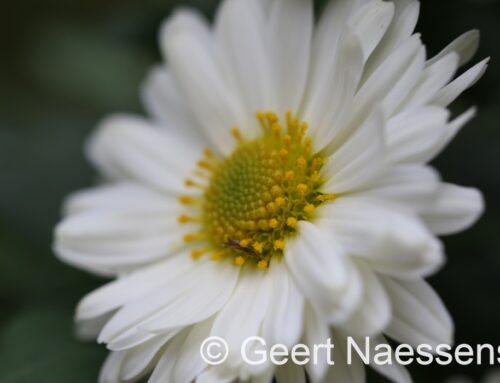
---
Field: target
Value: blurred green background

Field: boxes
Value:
[0,0,498,382]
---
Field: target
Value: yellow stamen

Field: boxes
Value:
[257,260,269,270]
[235,256,246,266]
[286,217,297,228]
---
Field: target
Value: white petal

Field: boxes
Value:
[317,197,444,278]
[348,0,394,61]
[307,0,362,108]
[322,109,385,194]
[173,320,213,383]
[363,0,420,80]
[422,184,484,235]
[432,58,489,107]
[303,305,330,382]
[321,331,366,383]
[339,262,391,337]
[195,369,232,383]
[99,351,126,383]
[210,272,271,373]
[55,184,187,276]
[358,164,440,212]
[381,45,425,117]
[120,333,172,381]
[76,312,113,341]
[359,335,412,383]
[76,253,195,321]
[162,12,245,155]
[348,34,422,131]
[149,330,189,382]
[214,0,270,136]
[382,277,454,347]
[141,66,201,143]
[401,52,459,110]
[427,30,480,68]
[269,0,313,115]
[386,106,451,164]
[99,259,239,344]
[304,32,364,151]
[86,115,202,195]
[285,222,363,324]
[262,262,305,348]
[275,363,306,383]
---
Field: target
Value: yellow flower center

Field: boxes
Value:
[178,112,336,269]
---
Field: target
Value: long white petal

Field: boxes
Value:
[162,13,246,155]
[86,115,202,195]
[214,0,270,138]
[427,30,480,67]
[432,58,489,107]
[285,222,363,324]
[382,277,454,347]
[269,0,313,115]
[318,197,444,278]
[422,183,484,235]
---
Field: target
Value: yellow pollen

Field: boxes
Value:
[178,111,336,270]
[275,197,286,206]
[239,239,251,248]
[257,260,269,270]
[296,184,308,195]
[274,240,285,250]
[253,242,264,254]
[304,204,315,214]
[235,256,246,266]
[231,127,242,141]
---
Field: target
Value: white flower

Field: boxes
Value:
[54,0,487,382]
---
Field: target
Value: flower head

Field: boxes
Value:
[55,0,487,381]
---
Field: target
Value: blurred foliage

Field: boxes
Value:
[0,0,499,381]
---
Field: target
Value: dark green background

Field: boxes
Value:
[0,0,499,381]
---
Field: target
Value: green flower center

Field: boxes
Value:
[179,112,336,269]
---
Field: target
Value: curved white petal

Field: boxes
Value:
[210,271,272,374]
[86,115,202,195]
[141,66,201,143]
[149,330,189,383]
[386,106,450,164]
[427,30,480,68]
[401,52,459,110]
[172,320,213,383]
[339,262,391,337]
[348,0,394,61]
[322,109,385,194]
[98,258,238,345]
[303,305,331,382]
[317,197,444,278]
[161,11,246,155]
[321,331,366,383]
[120,333,172,381]
[355,335,412,383]
[422,184,484,235]
[99,351,126,383]
[76,253,195,321]
[304,32,364,151]
[269,0,313,115]
[285,222,363,324]
[214,0,270,137]
[262,262,304,348]
[55,184,188,276]
[363,0,420,80]
[358,164,440,212]
[382,277,454,347]
[432,58,489,107]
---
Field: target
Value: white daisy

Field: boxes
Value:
[54,0,487,382]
